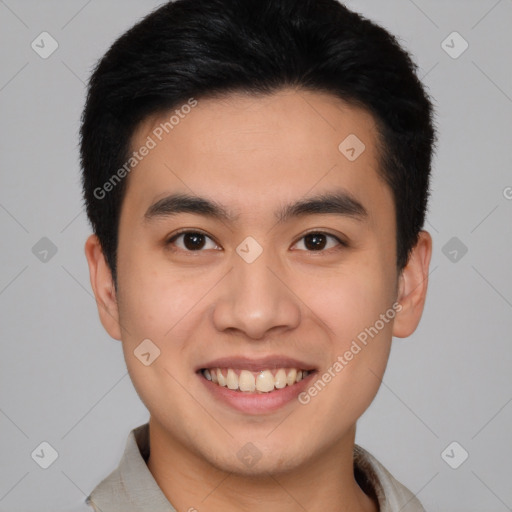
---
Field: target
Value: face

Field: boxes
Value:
[86,88,431,475]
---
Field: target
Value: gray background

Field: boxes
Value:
[0,1,511,511]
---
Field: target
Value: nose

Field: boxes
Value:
[212,248,301,340]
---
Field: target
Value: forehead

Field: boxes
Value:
[122,89,391,223]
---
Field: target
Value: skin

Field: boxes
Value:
[85,88,432,512]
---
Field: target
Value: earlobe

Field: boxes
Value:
[392,230,432,338]
[84,234,122,340]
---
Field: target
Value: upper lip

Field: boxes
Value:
[196,355,317,373]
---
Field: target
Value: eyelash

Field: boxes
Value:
[165,229,348,253]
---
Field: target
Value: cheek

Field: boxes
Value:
[294,259,395,337]
[116,263,202,421]
[116,245,194,338]
[115,251,214,390]
[295,258,395,398]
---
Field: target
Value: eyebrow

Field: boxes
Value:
[143,190,368,224]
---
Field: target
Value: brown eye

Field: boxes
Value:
[292,232,346,252]
[167,231,220,252]
[304,233,327,250]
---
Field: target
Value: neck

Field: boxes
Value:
[146,417,378,512]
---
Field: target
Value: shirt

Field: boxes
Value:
[85,422,426,512]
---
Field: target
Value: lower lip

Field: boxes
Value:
[198,370,317,414]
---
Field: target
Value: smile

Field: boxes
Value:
[201,367,311,393]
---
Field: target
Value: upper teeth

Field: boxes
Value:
[202,368,310,393]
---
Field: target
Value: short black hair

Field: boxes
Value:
[80,0,437,288]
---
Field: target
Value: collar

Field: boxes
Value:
[86,422,425,512]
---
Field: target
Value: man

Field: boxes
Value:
[81,0,436,510]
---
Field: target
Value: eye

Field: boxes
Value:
[166,230,220,252]
[166,230,346,253]
[291,231,346,252]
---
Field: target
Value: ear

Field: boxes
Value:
[84,234,122,340]
[392,230,432,338]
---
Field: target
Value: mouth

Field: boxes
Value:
[199,367,314,393]
[195,356,318,413]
